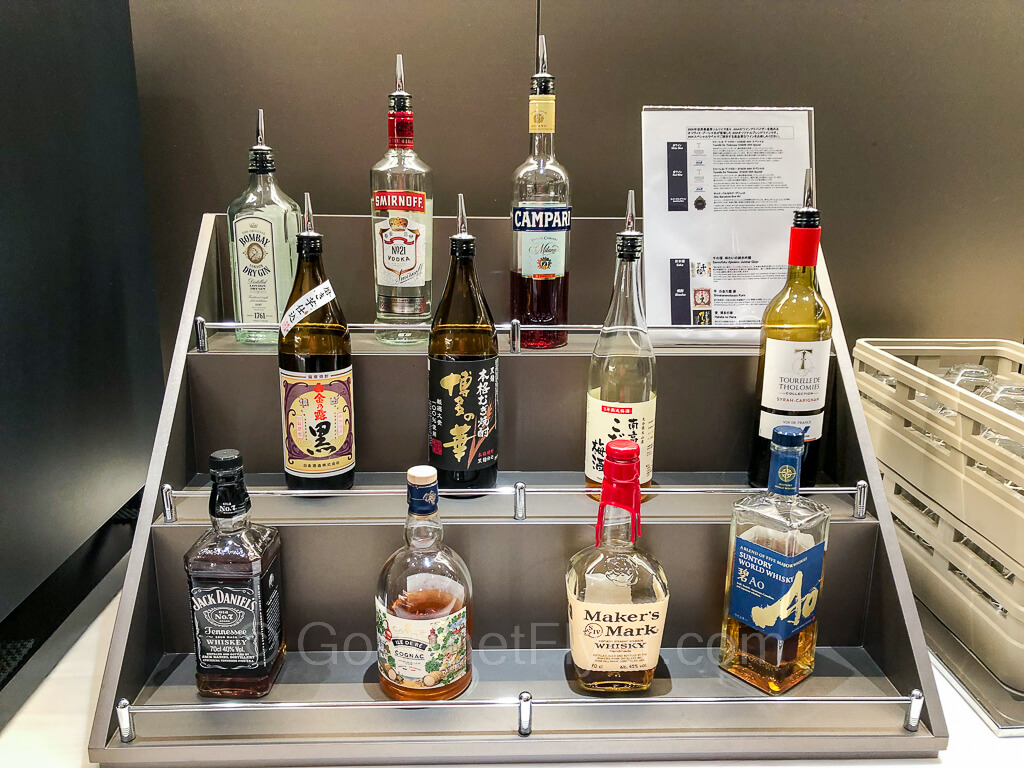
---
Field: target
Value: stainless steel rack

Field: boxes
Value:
[89,214,947,765]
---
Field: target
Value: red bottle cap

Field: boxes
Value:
[596,439,642,545]
[788,226,821,267]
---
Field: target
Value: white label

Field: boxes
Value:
[758,410,825,441]
[760,338,830,411]
[585,393,656,484]
[567,593,668,672]
[517,230,567,277]
[373,208,431,288]
[280,280,336,336]
[233,215,278,323]
[375,598,469,690]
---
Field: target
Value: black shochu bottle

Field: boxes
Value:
[428,194,499,491]
[278,193,356,490]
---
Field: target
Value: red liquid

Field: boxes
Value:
[510,272,569,349]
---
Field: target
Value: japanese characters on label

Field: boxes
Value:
[280,367,355,477]
[585,395,656,484]
[428,357,499,472]
[280,280,336,336]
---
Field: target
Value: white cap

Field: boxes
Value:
[407,465,437,486]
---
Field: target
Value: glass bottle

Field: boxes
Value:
[184,449,285,698]
[227,109,302,344]
[428,194,499,491]
[376,465,473,700]
[278,194,355,490]
[722,426,831,694]
[371,54,433,344]
[585,191,657,494]
[510,34,571,349]
[748,172,832,487]
[567,440,670,693]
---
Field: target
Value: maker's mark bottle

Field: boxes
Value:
[278,194,356,490]
[428,194,498,491]
[184,450,285,698]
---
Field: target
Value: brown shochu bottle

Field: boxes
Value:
[278,193,355,490]
[428,194,498,491]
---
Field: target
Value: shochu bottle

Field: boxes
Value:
[278,193,356,490]
[428,194,499,491]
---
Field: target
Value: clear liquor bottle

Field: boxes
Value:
[585,192,657,493]
[428,194,499,491]
[722,426,831,694]
[227,109,302,344]
[567,440,670,692]
[372,54,433,344]
[510,34,571,349]
[376,465,473,700]
[278,194,356,490]
[748,172,832,487]
[184,449,285,698]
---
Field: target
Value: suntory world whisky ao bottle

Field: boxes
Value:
[227,109,301,344]
[567,440,669,692]
[278,194,356,490]
[376,465,472,700]
[371,54,433,344]
[722,426,831,694]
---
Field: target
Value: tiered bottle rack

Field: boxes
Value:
[88,213,947,765]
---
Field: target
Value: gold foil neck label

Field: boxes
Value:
[567,592,668,672]
[529,94,555,133]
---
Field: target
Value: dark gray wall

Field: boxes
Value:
[130,0,1024,364]
[0,1,162,621]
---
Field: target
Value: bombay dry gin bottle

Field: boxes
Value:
[585,192,656,493]
[184,449,285,698]
[428,194,498,491]
[227,109,302,344]
[510,34,571,349]
[748,182,832,488]
[371,54,433,344]
[567,440,670,692]
[278,194,355,490]
[722,427,831,694]
[376,465,473,700]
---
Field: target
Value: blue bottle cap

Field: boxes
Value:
[771,426,805,448]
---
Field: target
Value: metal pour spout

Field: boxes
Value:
[624,189,637,232]
[802,168,815,209]
[302,192,318,235]
[536,34,548,75]
[395,53,405,93]
[256,108,266,146]
[456,193,468,236]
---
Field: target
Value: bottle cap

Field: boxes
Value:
[407,465,437,486]
[771,426,805,448]
[389,53,412,112]
[209,448,243,472]
[606,439,640,463]
[248,108,275,173]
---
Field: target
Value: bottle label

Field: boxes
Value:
[428,356,499,472]
[767,447,801,496]
[528,94,555,133]
[189,556,283,671]
[758,338,830,440]
[585,394,656,484]
[373,191,429,289]
[512,206,571,277]
[375,598,469,690]
[727,537,825,642]
[233,215,279,323]
[280,366,355,477]
[567,594,668,672]
[280,280,336,336]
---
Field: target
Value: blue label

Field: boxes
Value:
[767,449,801,495]
[407,481,439,516]
[727,537,824,641]
[512,206,572,232]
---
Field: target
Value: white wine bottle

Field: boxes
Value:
[584,191,656,492]
[748,171,832,488]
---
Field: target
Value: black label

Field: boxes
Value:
[189,556,283,672]
[428,356,499,472]
[669,258,692,325]
[667,141,688,211]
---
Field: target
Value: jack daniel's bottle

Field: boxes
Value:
[428,195,499,491]
[184,450,285,698]
[278,194,356,490]
[371,54,433,344]
[510,34,571,349]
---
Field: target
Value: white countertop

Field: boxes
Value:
[0,596,1018,767]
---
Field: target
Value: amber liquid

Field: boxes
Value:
[378,588,472,701]
[720,616,817,695]
[573,662,656,693]
[510,271,569,348]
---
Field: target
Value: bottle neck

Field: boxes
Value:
[785,263,817,289]
[246,171,276,190]
[405,511,443,548]
[388,110,414,150]
[596,459,642,546]
[598,504,634,549]
[530,131,554,158]
[212,509,251,534]
[787,226,820,269]
[767,444,803,496]
[603,255,647,330]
